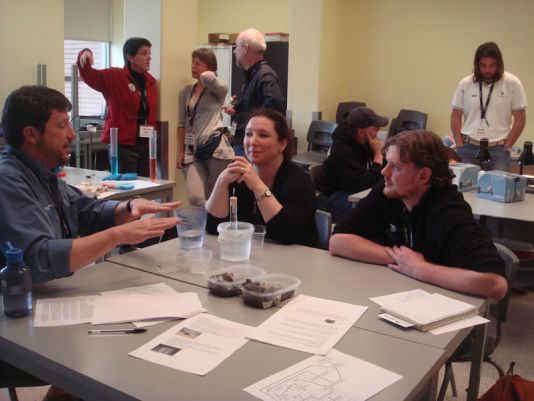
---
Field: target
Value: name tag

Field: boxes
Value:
[185,131,195,146]
[139,125,154,138]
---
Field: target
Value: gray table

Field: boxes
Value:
[1,262,446,401]
[109,236,488,400]
[62,166,175,203]
[349,188,534,223]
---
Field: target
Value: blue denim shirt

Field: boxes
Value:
[0,148,119,283]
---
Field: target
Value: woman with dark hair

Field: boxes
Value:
[177,48,234,206]
[206,109,317,246]
[77,37,156,176]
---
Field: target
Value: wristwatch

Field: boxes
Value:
[255,189,272,202]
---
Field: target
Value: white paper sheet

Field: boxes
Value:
[244,348,402,401]
[430,315,489,335]
[370,289,431,307]
[34,296,96,327]
[246,294,367,355]
[91,291,203,324]
[129,314,253,375]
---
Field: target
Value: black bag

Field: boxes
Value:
[194,131,223,160]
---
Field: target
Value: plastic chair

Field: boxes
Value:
[293,120,337,169]
[315,209,332,251]
[387,109,428,140]
[436,243,519,401]
[335,101,366,124]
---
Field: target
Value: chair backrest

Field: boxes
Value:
[387,109,428,140]
[335,101,366,124]
[315,209,332,250]
[308,163,323,185]
[306,120,338,152]
[493,243,520,325]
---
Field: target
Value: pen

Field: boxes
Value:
[88,328,147,335]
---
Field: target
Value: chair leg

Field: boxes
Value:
[437,362,453,401]
[486,358,505,377]
[449,365,458,397]
[8,387,19,401]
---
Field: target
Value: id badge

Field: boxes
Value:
[139,125,154,138]
[475,127,486,139]
[185,131,195,146]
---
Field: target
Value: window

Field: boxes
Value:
[64,40,109,117]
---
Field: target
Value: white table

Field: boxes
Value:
[62,166,175,203]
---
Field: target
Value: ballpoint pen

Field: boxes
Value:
[88,328,147,335]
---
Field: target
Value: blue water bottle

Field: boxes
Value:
[1,242,33,318]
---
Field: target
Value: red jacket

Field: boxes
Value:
[76,50,157,146]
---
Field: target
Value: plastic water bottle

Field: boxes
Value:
[1,242,33,318]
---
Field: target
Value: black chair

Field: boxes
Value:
[335,101,366,124]
[387,109,428,140]
[293,120,337,169]
[436,243,519,401]
[315,209,332,251]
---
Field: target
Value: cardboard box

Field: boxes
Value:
[476,171,527,203]
[208,33,238,44]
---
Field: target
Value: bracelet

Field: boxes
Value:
[126,197,140,214]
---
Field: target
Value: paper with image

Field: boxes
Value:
[246,294,367,355]
[244,348,402,401]
[129,314,253,375]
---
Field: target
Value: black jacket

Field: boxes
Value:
[207,160,318,247]
[334,181,505,276]
[234,61,286,143]
[315,124,382,195]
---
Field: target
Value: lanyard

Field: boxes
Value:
[479,81,494,127]
[186,85,205,125]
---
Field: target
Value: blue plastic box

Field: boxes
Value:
[451,163,480,192]
[476,171,527,203]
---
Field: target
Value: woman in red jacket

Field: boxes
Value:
[77,37,157,176]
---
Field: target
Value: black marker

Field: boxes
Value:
[88,328,147,335]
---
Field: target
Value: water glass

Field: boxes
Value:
[185,248,213,275]
[176,207,207,249]
[251,225,266,248]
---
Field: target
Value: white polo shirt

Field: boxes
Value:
[451,71,527,141]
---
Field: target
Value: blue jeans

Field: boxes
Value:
[317,191,353,222]
[456,143,511,172]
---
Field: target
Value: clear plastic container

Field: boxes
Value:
[206,265,265,297]
[241,274,301,309]
[217,222,254,261]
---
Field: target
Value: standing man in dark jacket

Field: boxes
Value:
[224,28,286,156]
[315,107,389,221]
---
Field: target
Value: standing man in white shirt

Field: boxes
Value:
[450,41,527,171]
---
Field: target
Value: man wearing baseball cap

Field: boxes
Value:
[315,107,389,221]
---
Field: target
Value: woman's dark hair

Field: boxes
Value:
[246,109,294,160]
[192,48,218,72]
[1,86,71,149]
[383,129,454,188]
[473,41,504,83]
[123,37,152,67]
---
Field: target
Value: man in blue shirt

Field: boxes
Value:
[0,86,180,283]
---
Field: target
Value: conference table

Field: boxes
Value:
[348,188,534,223]
[1,262,447,401]
[108,235,489,400]
[61,166,175,203]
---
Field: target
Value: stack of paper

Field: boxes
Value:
[373,290,477,332]
[34,283,203,327]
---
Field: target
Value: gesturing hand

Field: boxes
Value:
[113,217,179,244]
[79,50,93,68]
[130,199,181,220]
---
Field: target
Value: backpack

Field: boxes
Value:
[478,362,534,401]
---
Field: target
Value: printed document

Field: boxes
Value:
[246,294,367,355]
[244,348,402,401]
[129,314,253,375]
[34,296,96,327]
